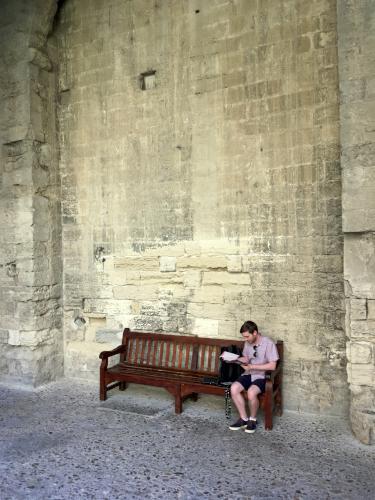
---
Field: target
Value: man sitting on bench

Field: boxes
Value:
[224,320,279,434]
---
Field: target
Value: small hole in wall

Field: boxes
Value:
[6,262,18,278]
[140,70,156,90]
[195,9,200,14]
[74,316,86,328]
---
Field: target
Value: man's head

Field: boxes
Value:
[240,320,259,344]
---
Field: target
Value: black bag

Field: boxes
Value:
[201,345,243,420]
[218,345,243,386]
[220,345,243,420]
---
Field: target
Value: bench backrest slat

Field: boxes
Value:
[194,344,220,374]
[140,338,147,364]
[185,344,191,369]
[199,344,205,371]
[158,340,164,366]
[166,341,171,368]
[134,337,140,364]
[177,342,184,369]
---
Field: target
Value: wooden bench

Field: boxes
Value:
[99,328,283,430]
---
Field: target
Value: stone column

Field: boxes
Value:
[0,0,63,386]
[338,0,375,444]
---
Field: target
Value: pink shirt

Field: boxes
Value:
[242,335,279,382]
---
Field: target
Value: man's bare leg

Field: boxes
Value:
[248,385,261,418]
[230,381,248,421]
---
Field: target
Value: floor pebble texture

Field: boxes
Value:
[0,379,374,499]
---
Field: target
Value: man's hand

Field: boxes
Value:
[240,363,253,370]
[242,361,277,372]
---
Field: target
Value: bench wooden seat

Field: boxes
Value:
[99,328,283,430]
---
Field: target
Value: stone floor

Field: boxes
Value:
[0,379,374,500]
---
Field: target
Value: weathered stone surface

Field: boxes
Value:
[114,257,159,271]
[192,318,219,338]
[83,298,132,316]
[348,363,375,386]
[226,255,242,273]
[350,320,375,339]
[192,286,224,304]
[95,329,122,344]
[0,329,9,343]
[368,300,375,320]
[179,256,227,270]
[350,408,374,445]
[347,342,373,364]
[350,298,367,320]
[344,234,375,298]
[3,0,375,444]
[202,272,250,286]
[0,0,62,387]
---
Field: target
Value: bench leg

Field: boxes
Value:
[275,388,283,416]
[175,393,182,414]
[100,383,107,401]
[99,370,107,401]
[119,382,127,391]
[263,394,273,430]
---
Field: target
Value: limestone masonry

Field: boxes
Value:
[0,0,374,444]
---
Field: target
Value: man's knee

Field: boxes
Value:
[247,386,261,401]
[230,382,243,396]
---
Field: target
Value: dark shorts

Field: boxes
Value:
[236,374,266,394]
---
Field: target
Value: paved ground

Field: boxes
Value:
[0,379,374,500]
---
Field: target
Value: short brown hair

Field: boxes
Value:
[240,320,258,334]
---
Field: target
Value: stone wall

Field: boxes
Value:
[338,0,375,444]
[55,0,347,415]
[0,0,63,386]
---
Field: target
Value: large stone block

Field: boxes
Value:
[350,320,375,339]
[344,234,375,297]
[202,271,250,286]
[350,408,374,445]
[0,329,9,343]
[112,286,159,301]
[182,271,202,289]
[179,256,227,270]
[348,342,373,364]
[192,286,224,304]
[95,328,122,344]
[368,300,375,320]
[350,298,367,320]
[192,318,219,338]
[83,298,132,316]
[114,256,159,271]
[348,364,375,386]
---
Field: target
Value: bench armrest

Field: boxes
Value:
[99,345,126,360]
[265,361,282,382]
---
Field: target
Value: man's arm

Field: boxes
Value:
[237,355,249,364]
[241,361,277,371]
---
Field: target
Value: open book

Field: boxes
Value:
[220,351,241,363]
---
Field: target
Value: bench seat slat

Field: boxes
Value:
[114,361,217,377]
[108,364,211,383]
